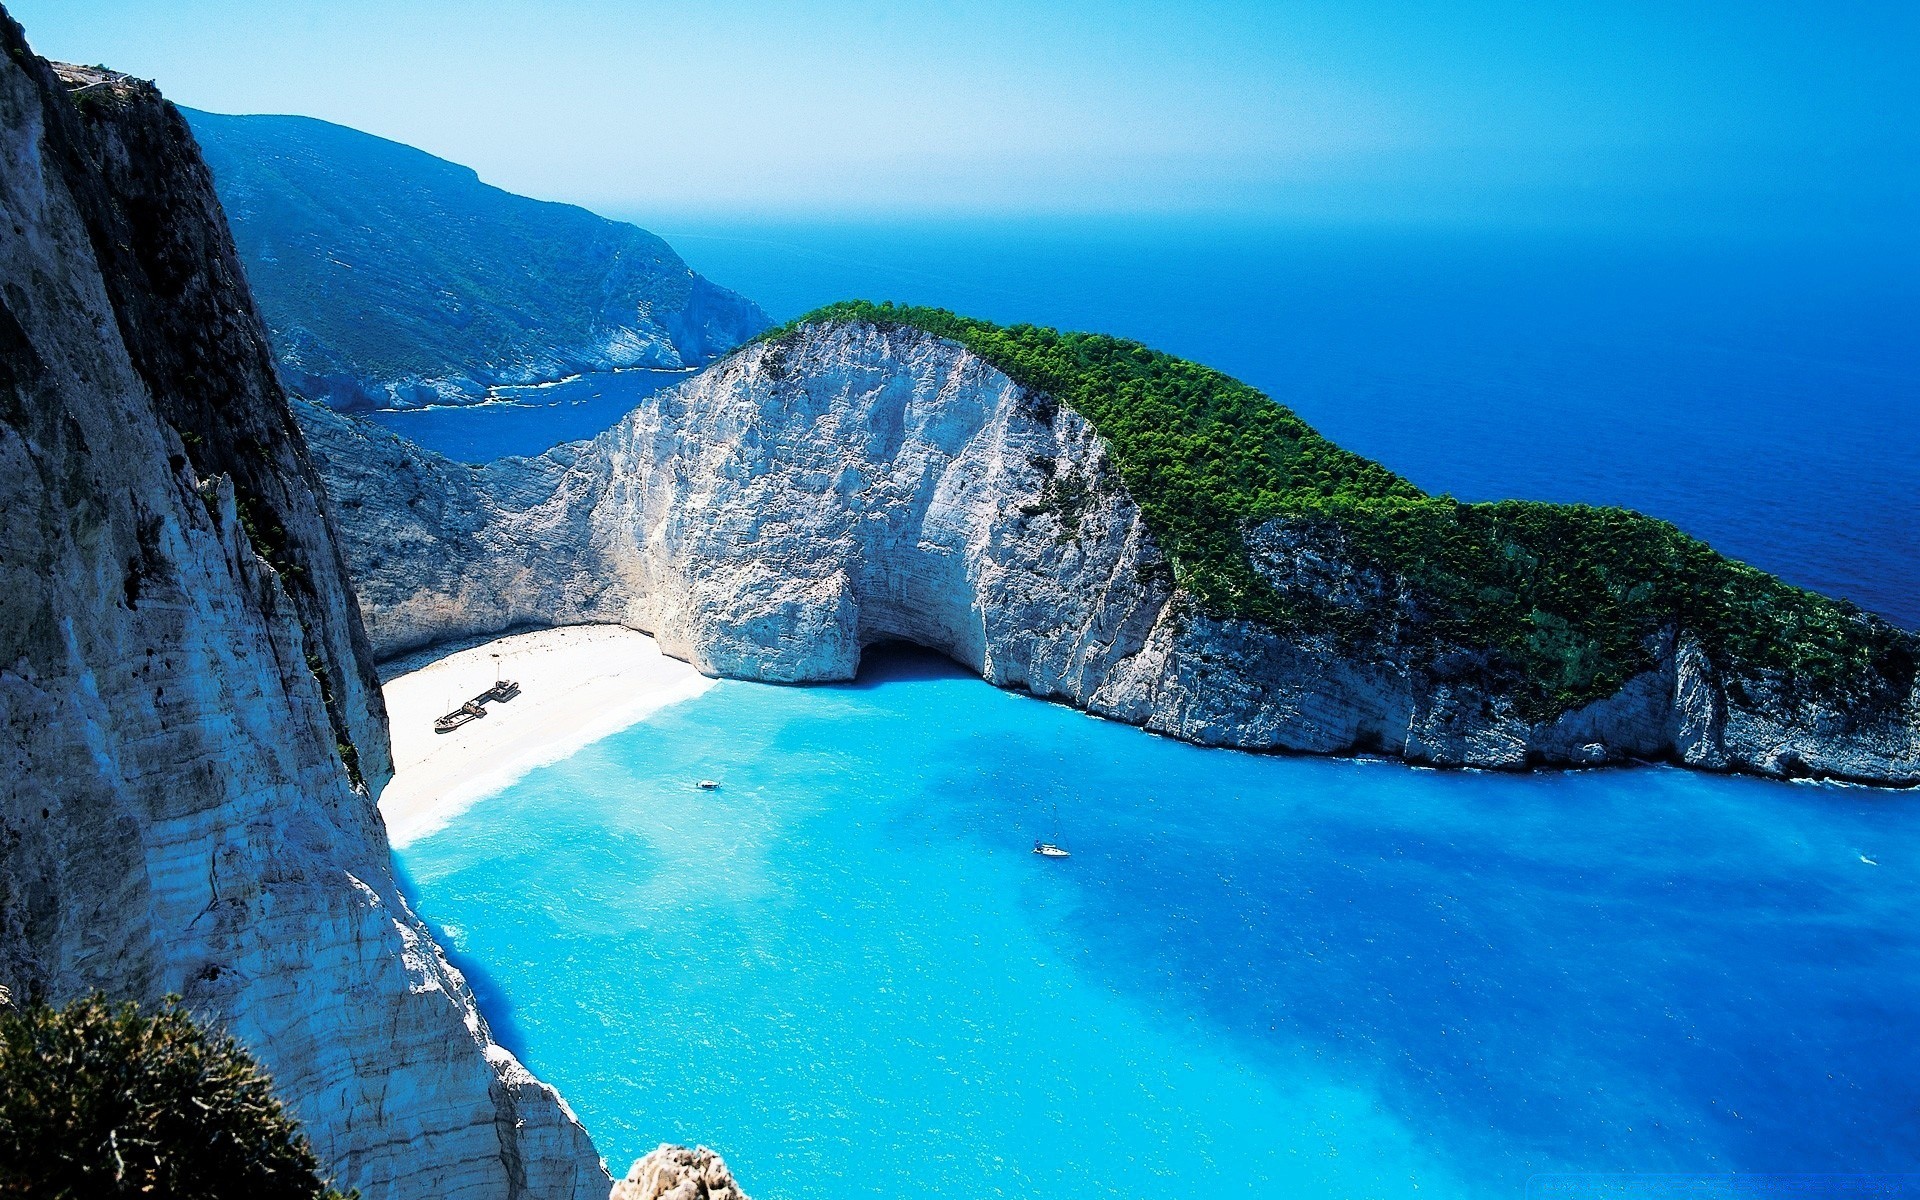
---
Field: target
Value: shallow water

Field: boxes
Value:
[397,649,1920,1198]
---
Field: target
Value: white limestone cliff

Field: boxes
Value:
[301,321,1920,786]
[0,23,608,1198]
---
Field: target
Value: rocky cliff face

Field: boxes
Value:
[0,19,607,1197]
[301,321,1919,785]
[185,108,770,411]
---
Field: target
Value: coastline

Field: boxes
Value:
[378,625,716,847]
[364,365,702,414]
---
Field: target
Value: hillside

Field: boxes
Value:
[184,109,770,409]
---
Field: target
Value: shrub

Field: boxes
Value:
[0,993,354,1200]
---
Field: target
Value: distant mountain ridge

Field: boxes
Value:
[184,109,770,411]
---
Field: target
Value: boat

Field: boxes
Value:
[697,780,720,791]
[433,700,489,734]
[1033,802,1069,857]
[434,677,521,732]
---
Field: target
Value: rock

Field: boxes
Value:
[611,1145,750,1200]
[0,15,607,1196]
[302,319,1920,786]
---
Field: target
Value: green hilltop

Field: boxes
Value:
[765,301,1915,719]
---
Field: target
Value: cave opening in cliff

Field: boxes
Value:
[847,640,975,690]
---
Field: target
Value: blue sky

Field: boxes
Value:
[13,0,1915,229]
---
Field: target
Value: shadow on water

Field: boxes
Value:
[980,752,1920,1178]
[842,640,975,688]
[363,367,693,464]
[389,857,533,1062]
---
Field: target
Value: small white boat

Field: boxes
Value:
[697,780,720,791]
[1033,802,1071,857]
[1861,855,1879,866]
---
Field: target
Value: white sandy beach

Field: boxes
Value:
[378,625,715,847]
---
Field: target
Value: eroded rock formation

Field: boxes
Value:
[611,1145,750,1200]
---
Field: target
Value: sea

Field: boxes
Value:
[387,220,1919,1197]
[364,367,695,467]
[399,650,1920,1198]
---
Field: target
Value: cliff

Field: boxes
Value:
[184,109,770,411]
[301,317,1920,785]
[0,17,608,1197]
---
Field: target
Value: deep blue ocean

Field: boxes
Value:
[386,221,1918,1197]
[398,650,1920,1198]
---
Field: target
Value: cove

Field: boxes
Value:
[363,367,693,463]
[395,648,1920,1197]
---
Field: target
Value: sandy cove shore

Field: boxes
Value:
[378,625,715,847]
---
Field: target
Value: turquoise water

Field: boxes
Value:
[397,649,1920,1198]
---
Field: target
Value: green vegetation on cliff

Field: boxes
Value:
[0,994,353,1199]
[768,302,1914,718]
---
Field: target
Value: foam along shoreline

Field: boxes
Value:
[379,625,715,847]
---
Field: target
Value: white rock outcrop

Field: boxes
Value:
[302,321,1920,785]
[0,24,607,1198]
[610,1145,750,1200]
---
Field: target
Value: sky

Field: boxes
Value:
[12,0,1917,231]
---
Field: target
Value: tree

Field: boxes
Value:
[0,992,354,1199]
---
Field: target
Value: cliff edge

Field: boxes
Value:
[0,15,608,1196]
[302,315,1919,785]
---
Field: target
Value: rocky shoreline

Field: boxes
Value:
[2,4,1912,1194]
